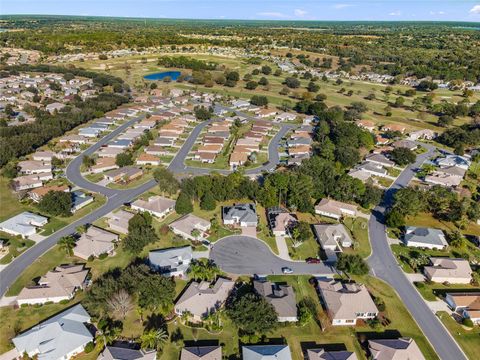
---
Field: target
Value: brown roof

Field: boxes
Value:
[29,185,69,199]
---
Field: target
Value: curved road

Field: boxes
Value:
[210,235,334,276]
[0,116,293,296]
[368,144,467,360]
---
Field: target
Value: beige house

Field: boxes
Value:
[314,199,358,220]
[104,166,143,183]
[74,226,118,260]
[131,195,176,218]
[29,184,69,202]
[267,208,297,237]
[18,160,52,175]
[423,258,472,284]
[368,338,425,360]
[91,157,119,174]
[106,209,135,234]
[17,264,88,306]
[317,279,378,326]
[169,214,211,241]
[180,346,222,360]
[174,278,235,322]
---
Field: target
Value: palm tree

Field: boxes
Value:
[58,236,76,256]
[191,229,201,241]
[187,259,221,282]
[140,329,168,351]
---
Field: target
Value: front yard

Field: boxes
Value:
[437,311,480,360]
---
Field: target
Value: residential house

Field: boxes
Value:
[16,264,88,306]
[276,112,297,122]
[59,134,88,144]
[108,139,133,149]
[195,152,217,164]
[71,190,94,213]
[131,195,176,218]
[409,129,436,141]
[313,224,353,262]
[242,345,292,360]
[12,304,93,360]
[98,344,156,360]
[365,153,395,168]
[445,292,480,325]
[45,102,66,114]
[106,210,135,235]
[423,258,472,284]
[403,227,448,250]
[317,279,378,326]
[382,124,406,133]
[253,280,298,322]
[180,346,222,360]
[104,167,143,183]
[33,150,56,162]
[74,226,118,260]
[148,246,193,277]
[29,184,69,202]
[267,207,297,237]
[356,162,388,177]
[306,349,358,360]
[13,172,53,191]
[229,151,249,168]
[357,120,376,132]
[169,214,211,241]
[136,153,161,166]
[436,155,471,171]
[368,338,425,360]
[0,212,48,239]
[174,278,235,322]
[391,139,417,151]
[222,203,258,227]
[91,157,119,174]
[98,147,124,158]
[79,127,103,138]
[314,199,358,220]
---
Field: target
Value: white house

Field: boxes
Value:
[403,227,448,250]
[131,196,176,218]
[0,212,48,239]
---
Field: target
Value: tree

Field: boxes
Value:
[153,167,179,195]
[227,292,278,334]
[385,209,405,228]
[250,95,268,107]
[336,253,369,275]
[261,65,272,75]
[194,106,213,121]
[115,152,133,167]
[124,213,158,253]
[389,147,416,166]
[245,81,258,90]
[58,235,76,256]
[191,229,201,241]
[187,259,222,282]
[291,221,311,247]
[307,81,320,93]
[258,77,269,86]
[38,190,72,216]
[438,115,454,127]
[200,191,216,211]
[82,155,95,169]
[284,77,300,89]
[2,162,18,178]
[175,191,193,214]
[107,289,134,319]
[140,329,168,351]
[137,275,176,311]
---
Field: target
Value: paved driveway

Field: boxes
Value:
[210,235,334,276]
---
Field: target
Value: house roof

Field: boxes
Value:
[424,258,472,280]
[365,154,394,167]
[242,345,292,360]
[75,226,118,259]
[368,338,425,360]
[317,279,378,320]
[315,199,358,217]
[148,246,192,273]
[253,280,297,319]
[12,304,93,360]
[105,166,142,179]
[99,344,156,360]
[0,211,48,236]
[29,185,69,199]
[222,203,257,224]
[404,227,447,247]
[131,196,176,215]
[313,224,353,248]
[306,349,358,360]
[180,346,222,360]
[170,214,210,236]
[107,210,135,232]
[175,278,235,318]
[18,264,88,301]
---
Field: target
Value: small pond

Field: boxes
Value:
[143,71,181,81]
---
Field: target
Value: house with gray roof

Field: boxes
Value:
[253,280,298,322]
[306,348,358,360]
[12,304,93,360]
[368,338,425,360]
[403,227,448,250]
[169,214,211,241]
[98,343,156,360]
[180,346,222,360]
[435,154,471,170]
[222,203,258,227]
[71,190,94,213]
[365,153,395,168]
[242,345,292,360]
[148,246,193,277]
[0,211,48,239]
[313,224,353,262]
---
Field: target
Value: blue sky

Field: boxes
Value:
[2,0,480,21]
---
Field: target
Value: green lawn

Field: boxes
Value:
[437,311,480,360]
[342,217,371,259]
[0,233,35,265]
[390,244,450,274]
[286,236,319,260]
[84,173,104,183]
[414,282,480,302]
[0,177,27,222]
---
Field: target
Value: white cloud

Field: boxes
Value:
[389,10,401,16]
[294,9,307,17]
[470,5,480,14]
[430,10,445,15]
[333,4,353,10]
[256,11,287,18]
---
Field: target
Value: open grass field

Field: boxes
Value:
[343,217,371,259]
[405,213,480,237]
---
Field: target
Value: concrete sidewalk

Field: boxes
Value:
[275,235,291,261]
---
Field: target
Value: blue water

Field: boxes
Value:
[144,71,182,81]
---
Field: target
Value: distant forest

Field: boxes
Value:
[1,16,480,81]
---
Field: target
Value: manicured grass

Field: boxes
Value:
[84,173,104,183]
[343,217,371,259]
[256,204,279,255]
[0,233,35,265]
[39,218,68,235]
[390,244,450,274]
[386,167,402,177]
[0,177,27,222]
[405,212,480,237]
[437,311,480,360]
[414,282,480,302]
[107,171,154,189]
[286,235,319,260]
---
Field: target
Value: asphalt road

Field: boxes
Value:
[367,144,467,360]
[210,235,334,276]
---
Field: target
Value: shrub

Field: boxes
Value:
[462,318,474,327]
[98,252,108,260]
[84,342,95,353]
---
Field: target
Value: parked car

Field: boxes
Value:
[282,267,293,274]
[306,257,320,264]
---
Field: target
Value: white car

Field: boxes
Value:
[282,267,293,274]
